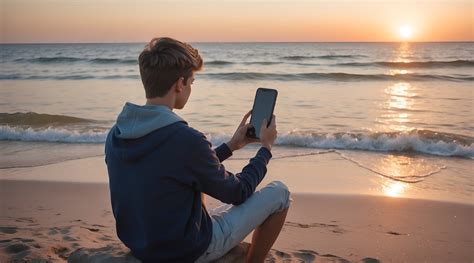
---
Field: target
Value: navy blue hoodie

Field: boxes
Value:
[105,102,272,262]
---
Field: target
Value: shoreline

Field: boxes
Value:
[1,151,471,205]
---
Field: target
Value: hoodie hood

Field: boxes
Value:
[115,102,185,139]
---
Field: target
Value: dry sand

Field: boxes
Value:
[1,179,472,262]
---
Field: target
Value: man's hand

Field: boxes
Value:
[227,110,259,152]
[259,115,277,151]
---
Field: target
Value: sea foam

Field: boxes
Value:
[2,125,471,158]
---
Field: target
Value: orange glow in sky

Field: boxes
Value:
[1,0,473,43]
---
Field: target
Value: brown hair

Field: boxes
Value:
[138,37,203,98]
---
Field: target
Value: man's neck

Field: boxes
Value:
[146,97,174,110]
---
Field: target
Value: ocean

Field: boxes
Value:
[0,42,472,200]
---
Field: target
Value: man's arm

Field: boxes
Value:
[189,136,272,205]
[214,143,233,162]
[193,113,277,205]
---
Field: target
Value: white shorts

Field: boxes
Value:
[195,181,291,263]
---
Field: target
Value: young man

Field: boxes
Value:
[105,37,290,263]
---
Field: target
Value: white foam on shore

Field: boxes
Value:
[1,125,473,158]
[207,131,474,158]
[0,125,107,143]
[276,131,474,158]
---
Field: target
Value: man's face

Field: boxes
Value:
[175,73,194,109]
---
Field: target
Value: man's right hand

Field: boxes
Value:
[259,115,277,151]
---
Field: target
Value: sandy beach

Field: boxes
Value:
[1,155,472,262]
[2,0,473,261]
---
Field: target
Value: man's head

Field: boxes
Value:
[138,37,203,105]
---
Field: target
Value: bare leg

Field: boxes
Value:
[246,208,289,263]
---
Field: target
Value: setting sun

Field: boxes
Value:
[399,25,414,40]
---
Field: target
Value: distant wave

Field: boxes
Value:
[2,71,472,82]
[12,56,473,69]
[14,57,137,65]
[90,58,137,64]
[203,72,474,82]
[0,112,97,126]
[14,58,283,67]
[206,60,234,65]
[0,74,140,80]
[168,59,474,69]
[337,60,474,68]
[1,124,472,158]
[0,125,108,143]
[206,60,281,66]
[15,57,83,63]
[246,61,282,65]
[281,55,364,60]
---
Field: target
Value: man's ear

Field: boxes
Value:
[174,77,185,93]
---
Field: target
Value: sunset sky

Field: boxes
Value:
[1,0,472,43]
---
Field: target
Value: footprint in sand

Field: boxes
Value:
[98,235,115,241]
[361,258,380,263]
[16,238,35,243]
[37,206,48,211]
[274,250,292,259]
[0,226,17,234]
[5,243,30,254]
[386,231,404,236]
[293,249,318,262]
[319,253,350,263]
[72,242,81,248]
[8,238,42,249]
[59,227,71,234]
[14,217,36,223]
[81,227,100,232]
[48,228,59,235]
[51,245,70,260]
[273,243,379,263]
[63,236,78,241]
[32,232,45,237]
[284,221,347,234]
[272,248,352,263]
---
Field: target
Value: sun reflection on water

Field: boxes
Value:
[378,82,418,131]
[394,42,413,63]
[388,69,409,75]
[375,154,442,198]
[382,42,417,131]
[378,155,413,198]
[387,82,410,96]
[383,181,407,197]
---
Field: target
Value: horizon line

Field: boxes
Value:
[1,40,473,45]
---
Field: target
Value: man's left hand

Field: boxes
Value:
[226,110,259,152]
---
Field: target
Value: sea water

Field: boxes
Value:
[0,42,472,201]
